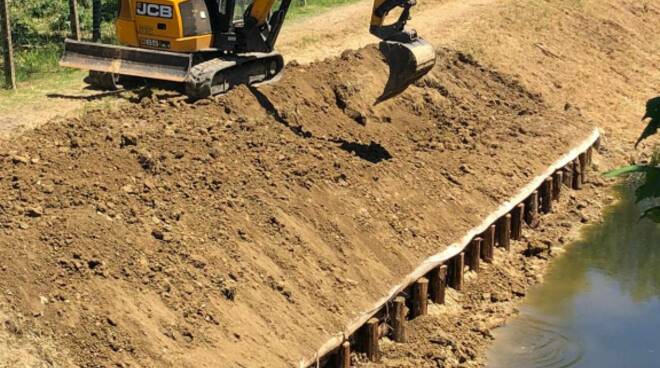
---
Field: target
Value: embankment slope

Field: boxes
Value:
[367,0,660,366]
[0,47,593,367]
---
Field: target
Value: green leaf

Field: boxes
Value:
[636,97,660,147]
[641,206,660,223]
[604,165,658,178]
[634,167,660,203]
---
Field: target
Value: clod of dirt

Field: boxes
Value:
[120,133,139,147]
[24,207,44,218]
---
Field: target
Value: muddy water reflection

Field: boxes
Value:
[487,187,660,368]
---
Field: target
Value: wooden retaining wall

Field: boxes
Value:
[300,129,601,368]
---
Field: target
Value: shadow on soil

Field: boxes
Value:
[335,140,392,163]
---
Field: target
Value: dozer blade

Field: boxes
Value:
[60,39,193,82]
[378,38,436,102]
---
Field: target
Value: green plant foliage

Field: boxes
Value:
[636,97,660,148]
[642,206,660,222]
[0,0,117,86]
[7,0,114,49]
[604,165,658,178]
[635,165,660,202]
[605,165,660,204]
[607,97,660,223]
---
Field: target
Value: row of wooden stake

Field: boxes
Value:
[319,144,596,368]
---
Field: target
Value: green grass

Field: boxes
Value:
[287,0,363,19]
[0,70,86,109]
[15,44,65,80]
[0,44,75,89]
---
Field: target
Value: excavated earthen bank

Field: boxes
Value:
[304,132,599,367]
[0,46,594,367]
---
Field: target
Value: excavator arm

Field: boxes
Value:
[370,0,417,41]
[241,0,292,53]
[241,0,435,98]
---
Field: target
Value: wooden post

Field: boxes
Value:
[481,225,495,263]
[429,265,447,304]
[92,0,102,42]
[0,0,15,90]
[563,165,573,187]
[391,297,408,343]
[496,214,511,250]
[411,278,429,318]
[540,177,553,214]
[552,171,563,200]
[467,237,481,272]
[68,0,81,41]
[579,152,588,184]
[572,159,582,190]
[511,203,524,240]
[449,253,464,291]
[337,341,351,368]
[359,318,380,362]
[525,191,539,227]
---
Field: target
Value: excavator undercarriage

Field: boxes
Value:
[61,39,284,99]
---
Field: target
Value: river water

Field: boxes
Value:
[487,186,660,368]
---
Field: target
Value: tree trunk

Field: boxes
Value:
[0,0,15,89]
[93,0,102,41]
[69,0,81,41]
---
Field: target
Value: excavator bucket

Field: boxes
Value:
[60,39,193,83]
[378,38,436,101]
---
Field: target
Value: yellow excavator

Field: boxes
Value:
[60,0,435,99]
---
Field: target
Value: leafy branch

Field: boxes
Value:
[636,97,660,148]
[606,97,660,223]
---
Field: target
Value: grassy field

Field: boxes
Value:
[287,0,361,19]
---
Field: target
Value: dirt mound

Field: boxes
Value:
[0,46,593,367]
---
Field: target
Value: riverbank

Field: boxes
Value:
[360,0,659,366]
[360,146,620,367]
[487,185,660,367]
[0,0,657,367]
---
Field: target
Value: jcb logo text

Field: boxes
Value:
[136,2,173,18]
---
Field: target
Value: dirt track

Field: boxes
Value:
[1,0,659,367]
[278,0,499,64]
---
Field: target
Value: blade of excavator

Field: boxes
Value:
[60,39,193,83]
[378,38,436,102]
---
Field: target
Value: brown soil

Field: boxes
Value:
[361,154,614,368]
[0,0,657,367]
[360,0,660,366]
[0,42,594,367]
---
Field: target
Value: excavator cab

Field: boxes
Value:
[59,0,435,100]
